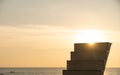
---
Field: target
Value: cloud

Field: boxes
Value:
[0,25,74,38]
[0,0,2,2]
[0,0,120,31]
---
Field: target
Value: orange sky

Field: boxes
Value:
[0,0,120,67]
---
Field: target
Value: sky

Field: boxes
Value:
[0,0,120,67]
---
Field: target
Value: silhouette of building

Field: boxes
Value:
[63,42,112,75]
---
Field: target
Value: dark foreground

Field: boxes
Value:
[0,68,120,75]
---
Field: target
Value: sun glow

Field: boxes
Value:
[74,30,106,44]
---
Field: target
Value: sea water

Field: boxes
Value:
[0,68,63,75]
[0,68,120,75]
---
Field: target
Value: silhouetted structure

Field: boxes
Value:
[63,42,112,75]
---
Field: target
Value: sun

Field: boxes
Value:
[74,30,106,44]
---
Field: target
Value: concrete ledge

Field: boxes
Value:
[71,52,108,60]
[63,70,104,75]
[67,60,105,70]
[74,42,111,52]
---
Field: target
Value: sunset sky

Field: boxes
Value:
[0,0,120,67]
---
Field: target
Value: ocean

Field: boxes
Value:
[0,68,120,75]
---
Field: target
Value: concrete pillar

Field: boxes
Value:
[63,42,112,75]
